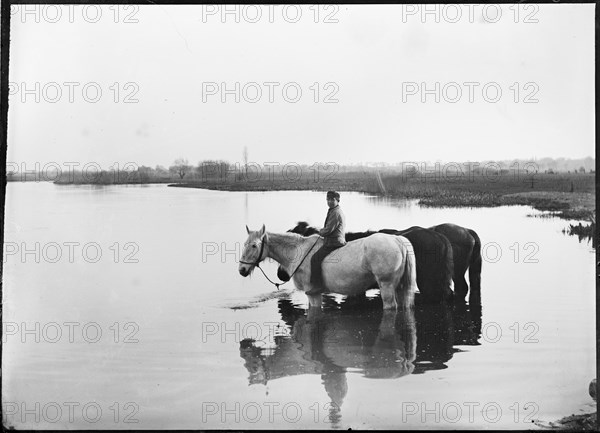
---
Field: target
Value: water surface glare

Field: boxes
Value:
[2,183,595,429]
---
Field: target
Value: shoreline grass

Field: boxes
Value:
[168,172,595,223]
[40,168,594,223]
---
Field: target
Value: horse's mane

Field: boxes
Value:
[288,221,376,241]
[287,221,319,236]
[270,231,301,240]
[271,230,319,242]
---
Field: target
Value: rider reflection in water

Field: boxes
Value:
[307,191,347,295]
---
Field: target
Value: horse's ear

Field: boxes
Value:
[246,225,250,234]
[259,224,266,236]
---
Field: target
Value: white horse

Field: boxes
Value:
[239,225,417,310]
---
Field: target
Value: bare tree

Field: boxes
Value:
[243,146,249,166]
[170,158,190,180]
[241,146,249,182]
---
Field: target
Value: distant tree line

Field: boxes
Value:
[5,156,595,184]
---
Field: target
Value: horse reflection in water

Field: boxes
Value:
[240,299,416,419]
[412,295,482,374]
[239,294,482,422]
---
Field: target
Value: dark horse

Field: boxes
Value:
[429,223,482,301]
[278,222,455,303]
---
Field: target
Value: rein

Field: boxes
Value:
[240,235,321,290]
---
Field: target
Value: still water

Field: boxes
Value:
[2,183,596,429]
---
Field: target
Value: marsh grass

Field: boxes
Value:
[47,166,594,223]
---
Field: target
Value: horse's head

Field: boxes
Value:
[239,224,268,277]
[239,339,268,384]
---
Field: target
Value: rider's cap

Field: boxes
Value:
[326,191,340,200]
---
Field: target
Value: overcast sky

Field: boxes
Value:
[7,4,595,168]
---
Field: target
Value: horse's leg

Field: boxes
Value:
[307,294,323,310]
[372,309,415,376]
[468,289,481,308]
[378,279,399,310]
[378,309,397,338]
[296,275,323,309]
[454,272,469,300]
[306,304,323,323]
[453,248,470,301]
[377,276,398,310]
[396,308,417,363]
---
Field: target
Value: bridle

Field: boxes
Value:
[239,236,268,268]
[239,234,321,290]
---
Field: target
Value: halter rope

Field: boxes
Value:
[240,234,321,290]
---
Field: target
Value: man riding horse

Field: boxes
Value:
[307,190,346,295]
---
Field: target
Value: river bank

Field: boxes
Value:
[536,411,597,430]
[168,173,595,223]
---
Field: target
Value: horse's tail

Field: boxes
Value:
[438,233,455,301]
[468,229,482,293]
[398,237,417,310]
